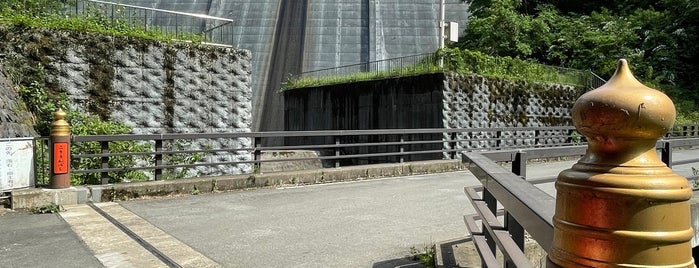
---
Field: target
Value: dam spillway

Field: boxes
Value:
[111,0,471,131]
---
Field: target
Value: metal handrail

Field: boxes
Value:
[299,53,437,77]
[589,70,607,89]
[462,137,699,267]
[294,52,596,89]
[67,0,236,45]
[32,125,699,186]
[81,0,235,23]
[71,126,578,141]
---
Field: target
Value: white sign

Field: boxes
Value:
[448,22,459,42]
[0,138,34,191]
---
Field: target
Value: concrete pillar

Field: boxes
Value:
[548,60,695,267]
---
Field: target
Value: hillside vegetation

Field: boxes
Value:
[0,0,202,42]
[458,0,698,122]
[0,0,203,184]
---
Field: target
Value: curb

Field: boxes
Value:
[10,159,465,209]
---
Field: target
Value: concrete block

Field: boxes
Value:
[75,187,88,204]
[365,164,408,178]
[212,175,255,191]
[321,167,369,183]
[260,150,323,173]
[89,186,104,202]
[408,160,464,174]
[11,187,80,210]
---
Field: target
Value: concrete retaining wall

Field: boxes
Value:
[284,72,585,160]
[0,26,253,175]
[442,73,583,151]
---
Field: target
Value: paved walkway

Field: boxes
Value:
[1,149,697,268]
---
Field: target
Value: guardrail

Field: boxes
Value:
[66,0,235,45]
[588,71,607,89]
[462,137,699,267]
[294,53,599,89]
[31,124,698,186]
[295,53,441,81]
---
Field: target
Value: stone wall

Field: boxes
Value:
[442,73,583,150]
[0,26,253,175]
[0,70,37,138]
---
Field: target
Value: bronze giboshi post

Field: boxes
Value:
[49,109,71,189]
[548,60,695,267]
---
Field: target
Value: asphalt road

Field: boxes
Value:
[0,213,102,268]
[121,171,481,268]
[1,148,697,268]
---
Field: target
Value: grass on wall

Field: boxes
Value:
[283,48,591,91]
[0,0,203,43]
[283,60,443,90]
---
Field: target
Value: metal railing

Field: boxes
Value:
[31,125,699,186]
[65,0,235,45]
[588,71,607,89]
[297,53,441,80]
[294,53,599,89]
[462,137,699,267]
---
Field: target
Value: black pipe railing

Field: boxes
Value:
[31,125,699,186]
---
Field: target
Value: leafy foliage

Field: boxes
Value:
[438,47,588,86]
[409,245,435,268]
[0,0,203,43]
[67,110,153,185]
[162,140,206,180]
[20,81,206,185]
[30,203,61,214]
[20,84,153,185]
[1,0,72,16]
[458,0,699,121]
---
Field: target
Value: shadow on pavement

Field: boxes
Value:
[372,257,424,268]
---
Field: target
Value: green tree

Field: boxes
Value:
[458,0,698,119]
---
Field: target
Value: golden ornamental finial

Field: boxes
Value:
[50,108,70,136]
[572,59,675,152]
[54,108,67,121]
[549,60,694,267]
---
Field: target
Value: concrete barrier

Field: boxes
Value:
[9,159,465,209]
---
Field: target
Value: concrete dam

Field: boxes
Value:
[114,0,471,131]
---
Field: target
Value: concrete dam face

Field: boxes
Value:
[115,0,471,131]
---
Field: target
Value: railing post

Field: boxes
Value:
[482,189,497,267]
[399,135,405,163]
[100,141,109,184]
[154,139,163,181]
[449,132,457,160]
[661,141,672,168]
[49,109,70,189]
[253,137,261,173]
[496,130,502,148]
[549,60,694,267]
[334,136,340,168]
[512,151,527,178]
[505,151,526,267]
